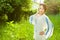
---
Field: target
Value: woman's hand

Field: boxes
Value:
[39,31,44,35]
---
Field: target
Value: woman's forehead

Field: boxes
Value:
[38,5,44,8]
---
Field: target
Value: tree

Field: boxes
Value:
[0,0,33,22]
[45,0,60,15]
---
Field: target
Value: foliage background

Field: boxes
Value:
[0,0,60,40]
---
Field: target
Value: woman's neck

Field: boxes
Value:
[38,12,45,16]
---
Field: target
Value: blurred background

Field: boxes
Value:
[0,0,60,40]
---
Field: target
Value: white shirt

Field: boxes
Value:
[29,13,54,40]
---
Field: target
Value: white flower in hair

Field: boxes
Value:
[33,0,44,4]
[40,0,44,4]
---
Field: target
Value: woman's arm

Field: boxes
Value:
[45,17,54,39]
[29,15,35,25]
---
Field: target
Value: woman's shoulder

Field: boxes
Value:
[44,14,49,19]
[30,14,36,17]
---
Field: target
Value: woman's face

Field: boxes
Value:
[38,5,45,15]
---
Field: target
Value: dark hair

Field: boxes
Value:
[39,4,47,11]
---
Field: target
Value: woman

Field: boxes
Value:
[29,4,54,40]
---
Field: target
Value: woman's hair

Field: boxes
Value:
[39,4,47,11]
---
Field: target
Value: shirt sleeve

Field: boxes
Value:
[45,16,54,39]
[29,15,35,25]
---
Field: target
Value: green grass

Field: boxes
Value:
[0,20,34,40]
[48,14,60,40]
[0,14,60,40]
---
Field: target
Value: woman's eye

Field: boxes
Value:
[39,8,41,9]
[40,8,41,9]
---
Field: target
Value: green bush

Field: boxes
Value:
[0,0,33,22]
[0,20,34,40]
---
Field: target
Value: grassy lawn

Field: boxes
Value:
[48,14,60,40]
[0,14,60,40]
